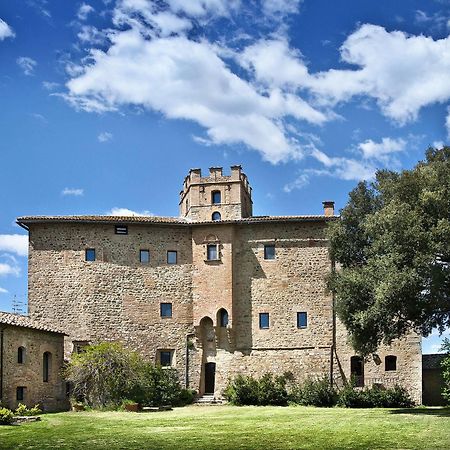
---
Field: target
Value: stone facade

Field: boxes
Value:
[17,165,422,403]
[0,312,68,411]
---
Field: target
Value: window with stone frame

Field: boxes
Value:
[207,244,219,261]
[140,249,150,263]
[167,250,177,264]
[297,312,307,328]
[212,211,221,221]
[212,190,221,204]
[16,386,25,401]
[259,312,269,329]
[160,302,172,318]
[264,244,275,260]
[158,350,174,367]
[385,355,397,371]
[17,346,25,364]
[85,248,96,262]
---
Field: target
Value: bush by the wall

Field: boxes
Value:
[258,374,289,406]
[290,377,337,407]
[0,408,14,425]
[14,403,42,416]
[224,375,259,405]
[337,384,413,408]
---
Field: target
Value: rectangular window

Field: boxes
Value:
[297,312,308,328]
[259,312,269,329]
[207,244,218,260]
[212,191,221,204]
[140,249,150,263]
[16,386,25,401]
[85,248,96,262]
[115,225,128,235]
[159,350,173,367]
[160,302,172,318]
[167,250,177,264]
[264,244,275,260]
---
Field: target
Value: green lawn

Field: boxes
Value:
[0,405,449,450]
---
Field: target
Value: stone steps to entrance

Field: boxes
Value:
[193,394,225,405]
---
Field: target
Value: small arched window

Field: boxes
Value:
[218,309,229,327]
[212,212,221,221]
[385,355,397,371]
[212,191,221,204]
[43,352,52,382]
[18,347,25,364]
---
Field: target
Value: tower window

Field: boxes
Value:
[115,225,128,235]
[160,302,172,318]
[207,244,218,261]
[212,211,221,221]
[167,251,177,264]
[264,244,275,260]
[385,355,397,371]
[85,248,96,262]
[297,312,307,328]
[259,313,269,329]
[140,249,150,263]
[212,191,221,204]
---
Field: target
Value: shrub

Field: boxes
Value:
[441,338,450,405]
[290,377,337,407]
[258,373,289,406]
[224,375,259,405]
[14,403,42,416]
[224,373,289,406]
[337,384,413,408]
[0,408,14,425]
[178,389,196,406]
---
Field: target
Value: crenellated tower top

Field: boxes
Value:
[179,165,253,221]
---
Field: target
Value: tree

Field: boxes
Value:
[327,147,450,355]
[441,338,450,404]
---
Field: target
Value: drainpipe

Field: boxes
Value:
[185,333,195,389]
[330,259,336,388]
[0,326,5,401]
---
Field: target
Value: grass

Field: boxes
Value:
[0,405,449,450]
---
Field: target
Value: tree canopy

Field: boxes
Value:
[327,147,450,355]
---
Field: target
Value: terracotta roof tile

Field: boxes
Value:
[0,312,66,335]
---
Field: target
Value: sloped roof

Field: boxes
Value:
[0,312,66,335]
[17,214,338,228]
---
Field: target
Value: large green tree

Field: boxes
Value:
[327,147,450,355]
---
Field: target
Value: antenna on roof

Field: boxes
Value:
[12,295,26,316]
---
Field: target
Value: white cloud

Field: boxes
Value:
[0,263,20,276]
[42,81,59,90]
[0,287,8,294]
[432,141,444,149]
[0,235,28,257]
[78,26,109,45]
[98,131,113,142]
[166,0,240,18]
[357,137,406,160]
[66,30,327,163]
[77,3,95,21]
[106,207,153,216]
[17,56,37,76]
[446,107,450,140]
[0,18,15,40]
[283,173,309,192]
[262,0,301,16]
[62,188,84,196]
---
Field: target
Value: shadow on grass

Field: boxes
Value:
[389,407,450,417]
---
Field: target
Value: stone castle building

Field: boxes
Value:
[0,312,68,411]
[17,166,422,402]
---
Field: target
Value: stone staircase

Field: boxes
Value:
[193,394,224,405]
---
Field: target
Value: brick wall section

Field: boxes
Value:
[0,325,67,411]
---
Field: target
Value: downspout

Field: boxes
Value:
[330,259,336,387]
[0,326,5,401]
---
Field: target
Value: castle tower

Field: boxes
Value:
[179,165,253,221]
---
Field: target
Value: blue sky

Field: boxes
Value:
[1,0,449,353]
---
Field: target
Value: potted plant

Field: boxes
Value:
[122,399,140,412]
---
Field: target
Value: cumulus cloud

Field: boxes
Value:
[106,207,153,216]
[98,131,113,142]
[77,3,95,21]
[0,18,15,40]
[62,188,84,196]
[17,56,37,76]
[357,137,406,160]
[0,235,28,257]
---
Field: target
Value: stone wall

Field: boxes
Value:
[0,325,67,411]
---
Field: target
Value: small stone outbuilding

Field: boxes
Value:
[0,312,68,411]
[422,354,447,406]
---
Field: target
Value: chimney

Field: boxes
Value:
[322,201,335,216]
